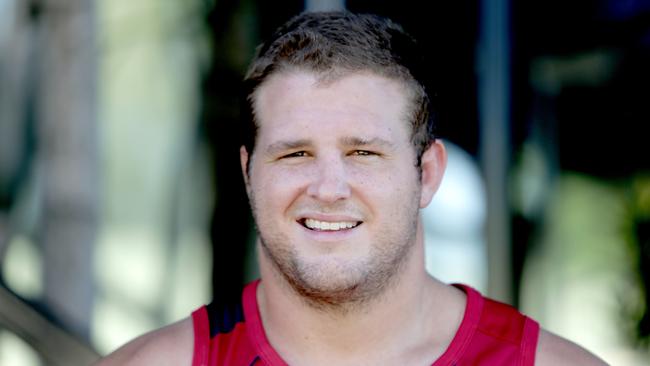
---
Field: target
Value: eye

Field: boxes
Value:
[351,150,376,156]
[282,151,308,158]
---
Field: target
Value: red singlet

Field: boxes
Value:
[191,280,539,365]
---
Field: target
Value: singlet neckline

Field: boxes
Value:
[430,284,484,365]
[243,280,288,365]
[242,280,484,366]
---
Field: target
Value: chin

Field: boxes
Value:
[287,259,391,309]
[296,258,366,290]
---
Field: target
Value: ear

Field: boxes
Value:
[419,140,447,208]
[240,145,251,190]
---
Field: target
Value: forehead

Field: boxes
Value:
[252,70,413,145]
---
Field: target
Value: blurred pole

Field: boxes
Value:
[37,0,98,340]
[477,0,512,303]
[0,0,39,268]
[305,0,345,11]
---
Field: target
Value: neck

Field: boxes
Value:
[256,220,464,365]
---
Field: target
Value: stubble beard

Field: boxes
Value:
[252,195,421,314]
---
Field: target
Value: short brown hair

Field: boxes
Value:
[242,11,436,165]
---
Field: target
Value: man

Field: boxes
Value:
[96,12,607,365]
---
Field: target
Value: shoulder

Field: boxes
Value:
[92,317,194,366]
[535,329,609,366]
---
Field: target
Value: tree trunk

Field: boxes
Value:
[37,0,98,340]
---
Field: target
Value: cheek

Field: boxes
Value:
[349,165,419,210]
[251,167,311,214]
[350,161,418,189]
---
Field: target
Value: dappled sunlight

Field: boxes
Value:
[521,174,649,365]
[2,235,42,300]
[0,331,41,366]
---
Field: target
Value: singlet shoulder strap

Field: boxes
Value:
[480,298,540,366]
[479,298,528,342]
[192,306,210,366]
[190,297,245,366]
[205,300,245,337]
[440,284,540,366]
[521,317,540,366]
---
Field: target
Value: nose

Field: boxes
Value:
[306,156,351,203]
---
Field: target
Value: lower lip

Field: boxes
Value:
[298,222,361,241]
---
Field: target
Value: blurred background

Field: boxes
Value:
[0,0,649,365]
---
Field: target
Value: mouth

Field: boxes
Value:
[299,218,362,232]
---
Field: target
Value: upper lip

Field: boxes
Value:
[296,213,363,223]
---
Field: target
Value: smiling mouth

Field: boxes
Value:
[299,218,362,231]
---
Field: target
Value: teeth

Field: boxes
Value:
[304,218,359,231]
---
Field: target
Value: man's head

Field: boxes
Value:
[239,12,446,311]
[242,11,435,166]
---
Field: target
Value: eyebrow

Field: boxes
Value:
[340,136,395,150]
[265,139,312,156]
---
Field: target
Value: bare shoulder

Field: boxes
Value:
[535,329,609,366]
[92,317,194,366]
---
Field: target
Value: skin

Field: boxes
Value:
[92,317,193,365]
[94,70,608,366]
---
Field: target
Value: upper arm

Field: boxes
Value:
[535,329,609,366]
[92,317,194,366]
